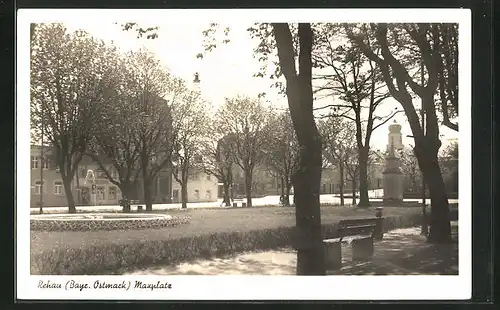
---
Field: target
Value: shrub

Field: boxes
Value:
[31,213,423,275]
[30,216,191,232]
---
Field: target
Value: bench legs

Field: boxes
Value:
[323,240,342,271]
[351,237,374,261]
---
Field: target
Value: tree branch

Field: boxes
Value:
[372,110,404,132]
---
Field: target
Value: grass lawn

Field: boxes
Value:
[30,205,421,255]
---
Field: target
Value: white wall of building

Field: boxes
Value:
[171,170,219,203]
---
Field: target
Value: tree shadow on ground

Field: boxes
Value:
[330,224,459,275]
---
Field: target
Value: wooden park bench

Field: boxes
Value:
[232,198,246,208]
[120,199,143,212]
[323,209,384,271]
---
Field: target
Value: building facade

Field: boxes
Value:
[30,145,127,207]
[219,161,385,199]
[29,145,217,208]
[230,164,280,198]
[171,169,219,203]
[319,163,385,195]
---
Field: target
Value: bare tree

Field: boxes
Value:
[262,109,300,206]
[171,89,211,209]
[125,49,178,211]
[200,129,235,207]
[217,96,270,208]
[31,24,115,213]
[87,55,142,212]
[318,117,357,206]
[347,23,455,243]
[313,24,401,207]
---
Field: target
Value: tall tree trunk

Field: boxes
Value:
[284,181,292,206]
[119,181,134,199]
[418,91,451,243]
[165,161,173,203]
[244,170,253,207]
[418,151,452,243]
[411,167,417,192]
[63,176,76,213]
[75,170,80,204]
[280,176,286,205]
[118,182,133,213]
[223,182,231,206]
[181,182,188,209]
[339,163,345,206]
[357,146,370,207]
[352,178,357,205]
[273,23,325,275]
[143,178,153,212]
[293,137,324,274]
[180,169,189,209]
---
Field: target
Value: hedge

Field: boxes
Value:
[31,213,423,275]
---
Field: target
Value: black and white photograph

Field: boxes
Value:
[16,8,471,300]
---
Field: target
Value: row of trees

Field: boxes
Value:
[108,20,459,273]
[205,98,382,210]
[32,23,354,213]
[30,24,213,212]
[189,22,458,273]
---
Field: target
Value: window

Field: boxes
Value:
[54,181,63,195]
[34,180,44,194]
[206,175,211,181]
[206,190,211,200]
[41,157,49,169]
[97,187,105,200]
[31,156,39,169]
[194,189,200,199]
[108,187,117,200]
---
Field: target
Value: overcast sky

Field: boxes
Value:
[59,19,458,152]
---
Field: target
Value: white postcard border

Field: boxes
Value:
[16,8,472,300]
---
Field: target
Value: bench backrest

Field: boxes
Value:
[337,218,378,239]
[339,218,379,227]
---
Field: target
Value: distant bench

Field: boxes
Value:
[129,200,144,211]
[323,209,384,270]
[232,198,247,208]
[120,199,144,212]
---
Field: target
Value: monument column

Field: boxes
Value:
[383,120,404,205]
[383,145,404,205]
